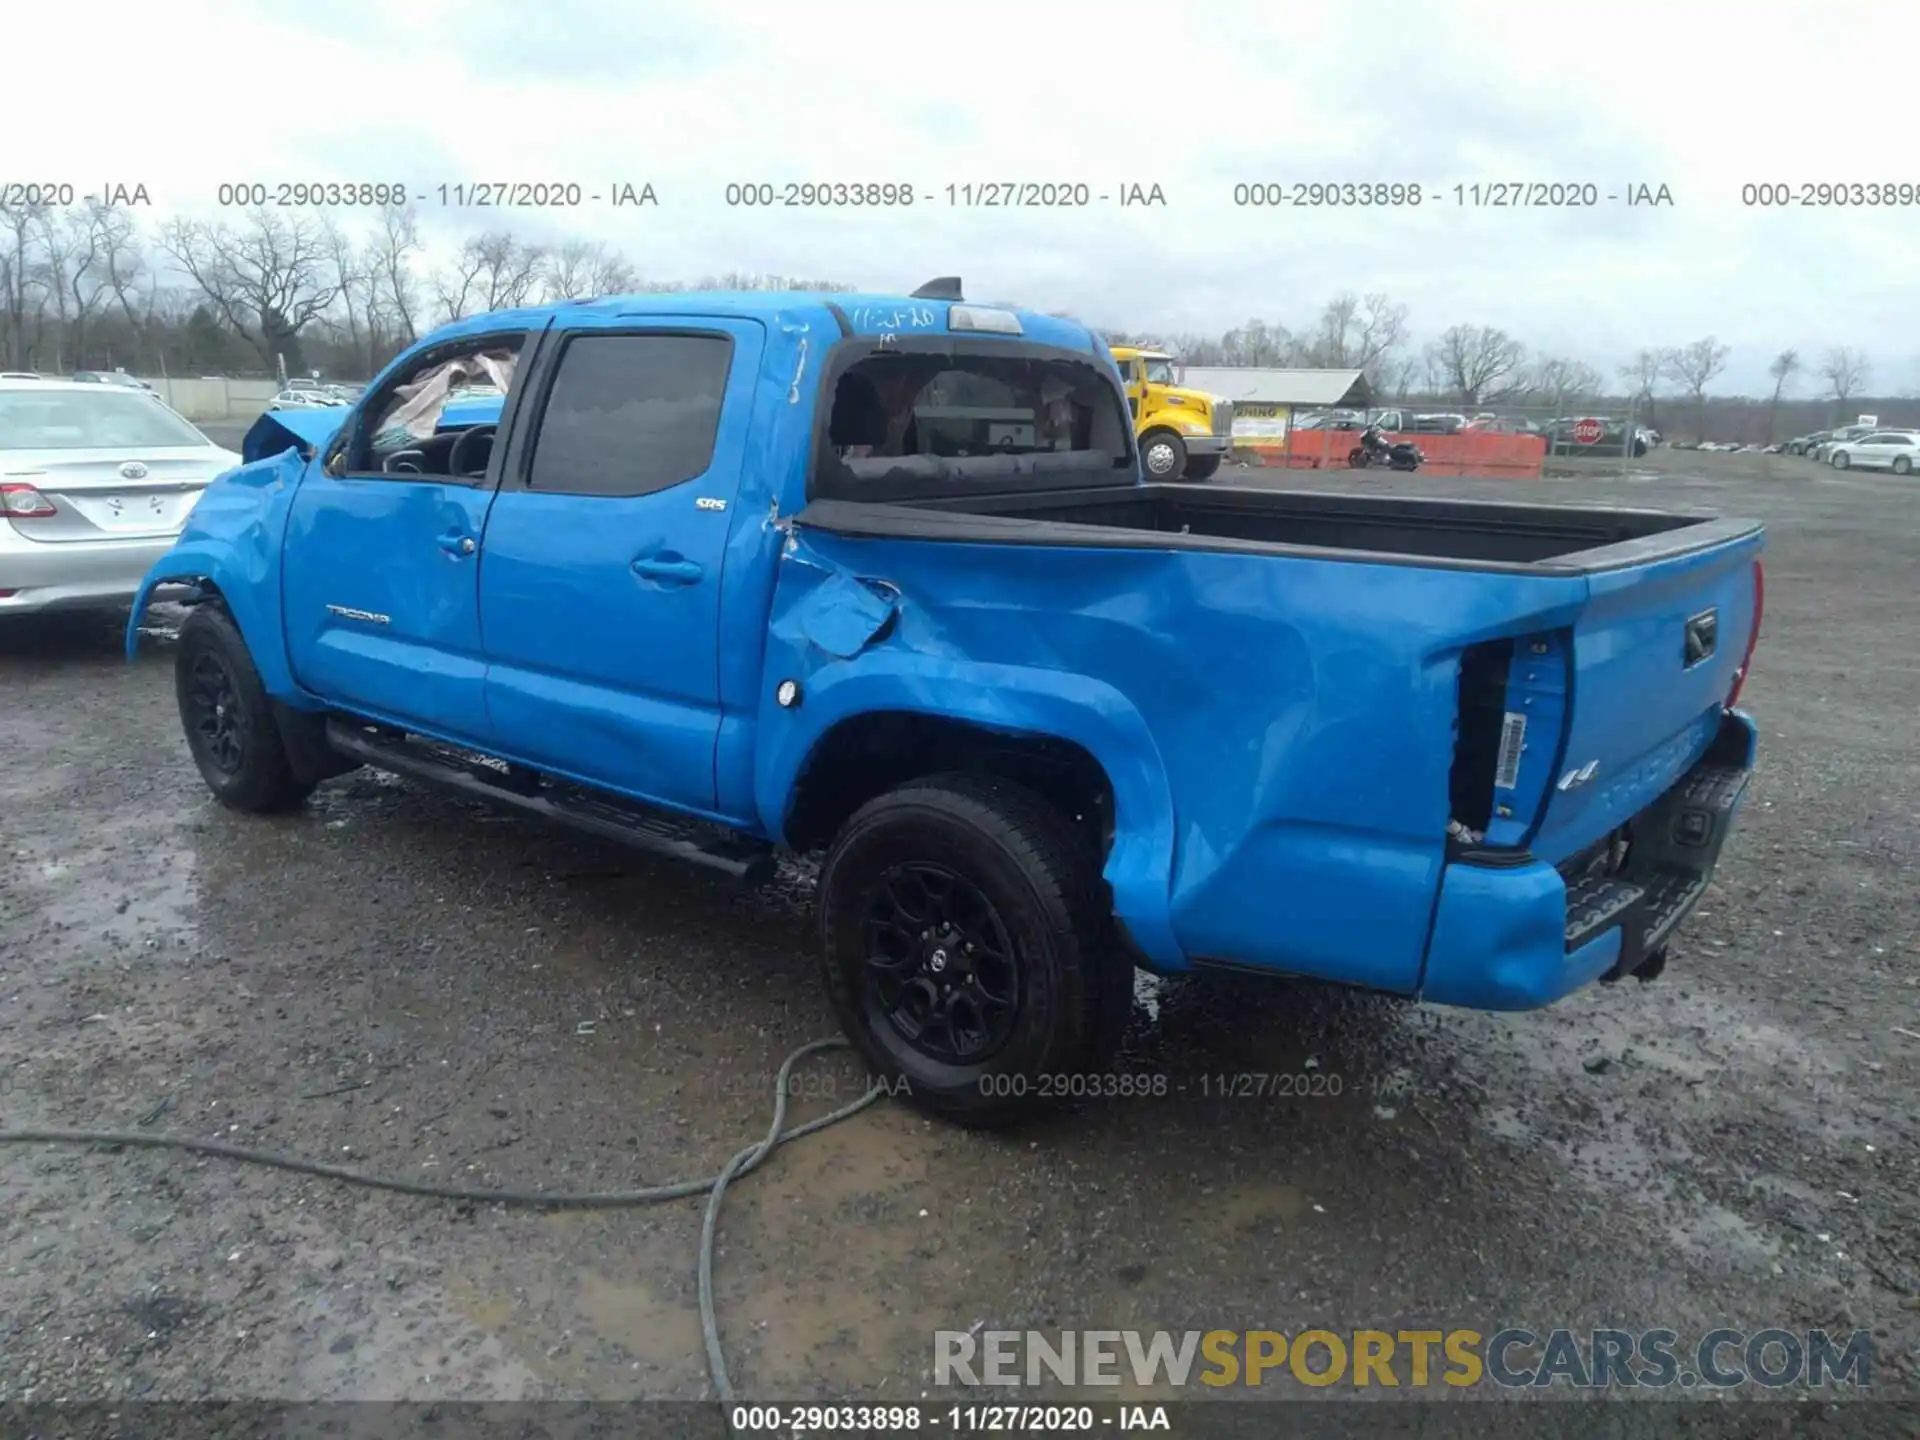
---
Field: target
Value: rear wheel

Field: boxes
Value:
[1183,454,1222,481]
[818,775,1128,1128]
[1894,456,1912,475]
[175,604,315,812]
[1140,430,1186,480]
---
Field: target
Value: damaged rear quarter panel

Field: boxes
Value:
[123,443,311,700]
[757,524,1585,989]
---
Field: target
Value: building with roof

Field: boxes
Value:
[1168,368,1373,448]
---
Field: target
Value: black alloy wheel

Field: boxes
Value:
[173,603,318,812]
[187,650,244,774]
[863,861,1020,1064]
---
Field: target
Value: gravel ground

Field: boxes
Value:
[2,447,1917,1432]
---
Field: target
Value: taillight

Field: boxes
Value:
[1,482,57,519]
[1726,560,1764,708]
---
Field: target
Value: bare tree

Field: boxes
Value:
[1819,345,1871,420]
[1305,290,1409,382]
[432,230,547,323]
[1617,347,1670,429]
[1661,336,1731,438]
[1764,349,1800,442]
[1387,353,1421,402]
[321,219,376,375]
[160,209,341,370]
[543,239,639,301]
[1523,355,1604,416]
[1218,317,1299,368]
[0,197,51,368]
[369,204,423,347]
[93,204,150,363]
[1426,324,1526,406]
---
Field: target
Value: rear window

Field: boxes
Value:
[0,390,209,450]
[817,347,1134,501]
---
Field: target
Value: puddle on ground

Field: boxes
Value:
[1431,983,1852,1265]
[14,808,201,950]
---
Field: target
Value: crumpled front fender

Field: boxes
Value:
[124,444,310,702]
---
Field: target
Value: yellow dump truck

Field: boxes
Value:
[1109,345,1235,480]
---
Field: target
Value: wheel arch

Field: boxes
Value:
[757,661,1184,969]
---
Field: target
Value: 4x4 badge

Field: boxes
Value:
[1557,760,1600,791]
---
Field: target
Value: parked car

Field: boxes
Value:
[1810,424,1878,463]
[1464,415,1545,436]
[71,370,152,389]
[0,371,44,381]
[268,388,349,411]
[0,379,240,614]
[1827,430,1920,473]
[126,285,1766,1128]
[1292,409,1365,431]
[1785,430,1830,456]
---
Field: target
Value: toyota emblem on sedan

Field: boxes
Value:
[119,461,149,480]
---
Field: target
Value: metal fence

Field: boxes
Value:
[1239,398,1649,478]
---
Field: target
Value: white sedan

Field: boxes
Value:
[268,388,349,411]
[0,379,240,614]
[1827,430,1920,474]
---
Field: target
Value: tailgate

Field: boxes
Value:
[1487,530,1764,864]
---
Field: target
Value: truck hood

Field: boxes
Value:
[243,407,347,464]
[1164,387,1227,409]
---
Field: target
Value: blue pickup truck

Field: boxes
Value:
[127,280,1765,1126]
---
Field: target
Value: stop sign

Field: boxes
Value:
[1571,416,1607,446]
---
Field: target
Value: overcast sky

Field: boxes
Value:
[18,0,1920,394]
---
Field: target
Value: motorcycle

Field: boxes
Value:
[1347,424,1424,472]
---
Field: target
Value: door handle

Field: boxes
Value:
[631,556,704,585]
[438,530,476,556]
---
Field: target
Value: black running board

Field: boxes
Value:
[324,720,776,884]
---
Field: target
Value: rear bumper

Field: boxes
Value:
[0,532,179,614]
[1419,708,1757,1011]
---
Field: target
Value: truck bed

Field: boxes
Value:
[798,480,1756,574]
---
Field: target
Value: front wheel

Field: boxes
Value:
[1833,451,1850,469]
[1183,454,1222,481]
[1139,430,1187,480]
[174,604,316,812]
[1347,447,1370,469]
[818,775,1129,1128]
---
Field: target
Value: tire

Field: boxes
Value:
[818,774,1129,1128]
[1183,454,1223,481]
[174,604,316,812]
[1895,456,1911,475]
[1832,451,1849,469]
[1139,429,1186,480]
[1347,448,1369,469]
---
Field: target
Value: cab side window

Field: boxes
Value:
[526,333,734,497]
[339,335,524,482]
